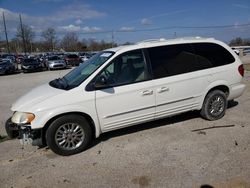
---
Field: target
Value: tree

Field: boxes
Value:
[229,37,250,46]
[42,27,57,51]
[60,32,83,51]
[16,24,35,53]
[86,39,115,51]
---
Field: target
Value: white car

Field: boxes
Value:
[231,47,240,56]
[6,37,245,155]
[243,48,250,56]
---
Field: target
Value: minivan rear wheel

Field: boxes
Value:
[46,114,92,156]
[201,90,227,121]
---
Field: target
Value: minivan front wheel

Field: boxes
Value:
[46,114,92,156]
[201,90,227,121]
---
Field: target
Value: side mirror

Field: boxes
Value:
[94,75,108,89]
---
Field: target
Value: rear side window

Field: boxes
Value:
[148,44,200,79]
[148,42,235,79]
[192,43,235,67]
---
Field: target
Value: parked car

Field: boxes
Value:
[21,58,44,72]
[243,48,250,56]
[6,37,245,156]
[0,54,17,64]
[46,56,67,70]
[78,52,91,62]
[64,54,81,66]
[231,47,240,56]
[16,55,25,64]
[0,59,17,74]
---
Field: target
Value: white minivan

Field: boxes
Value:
[6,37,245,155]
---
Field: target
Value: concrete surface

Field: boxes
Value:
[0,64,250,187]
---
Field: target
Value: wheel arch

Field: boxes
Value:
[41,111,97,146]
[199,84,230,110]
[206,85,230,97]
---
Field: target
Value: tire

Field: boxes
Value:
[5,118,19,139]
[200,90,227,121]
[46,114,92,156]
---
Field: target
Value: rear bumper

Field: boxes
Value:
[228,83,246,100]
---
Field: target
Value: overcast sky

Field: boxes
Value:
[0,0,250,44]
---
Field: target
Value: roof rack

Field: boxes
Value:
[136,37,215,45]
[136,38,166,44]
[176,36,214,40]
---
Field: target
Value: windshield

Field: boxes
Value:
[67,54,78,58]
[49,51,114,90]
[23,59,39,65]
[48,56,61,60]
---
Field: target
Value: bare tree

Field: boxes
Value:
[42,27,57,51]
[60,32,83,51]
[229,37,250,46]
[16,24,35,53]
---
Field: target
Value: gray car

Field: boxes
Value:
[46,56,67,70]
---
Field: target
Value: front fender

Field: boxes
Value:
[30,104,101,138]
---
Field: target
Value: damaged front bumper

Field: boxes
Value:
[5,118,43,146]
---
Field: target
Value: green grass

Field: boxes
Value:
[244,64,250,71]
[0,134,8,143]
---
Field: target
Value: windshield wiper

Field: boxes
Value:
[49,77,69,90]
[57,77,69,90]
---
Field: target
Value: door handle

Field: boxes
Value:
[141,90,153,96]
[157,87,169,93]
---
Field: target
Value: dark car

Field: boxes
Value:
[0,59,17,74]
[64,54,81,66]
[21,58,44,72]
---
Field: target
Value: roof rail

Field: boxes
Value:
[136,37,215,45]
[136,38,166,44]
[176,36,215,40]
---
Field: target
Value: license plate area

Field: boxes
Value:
[20,133,33,145]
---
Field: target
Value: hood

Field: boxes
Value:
[11,83,64,112]
[48,60,63,64]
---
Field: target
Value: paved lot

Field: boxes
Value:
[0,64,250,187]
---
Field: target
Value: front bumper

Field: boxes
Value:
[48,63,66,69]
[0,67,7,74]
[21,66,43,72]
[5,119,43,146]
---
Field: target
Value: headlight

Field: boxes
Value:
[11,112,35,124]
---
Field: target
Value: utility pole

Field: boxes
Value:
[19,14,27,55]
[111,30,114,47]
[174,32,177,38]
[2,12,10,54]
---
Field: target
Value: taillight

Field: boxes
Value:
[238,64,244,77]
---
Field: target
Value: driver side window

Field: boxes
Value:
[99,50,149,87]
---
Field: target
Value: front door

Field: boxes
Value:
[95,50,155,132]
